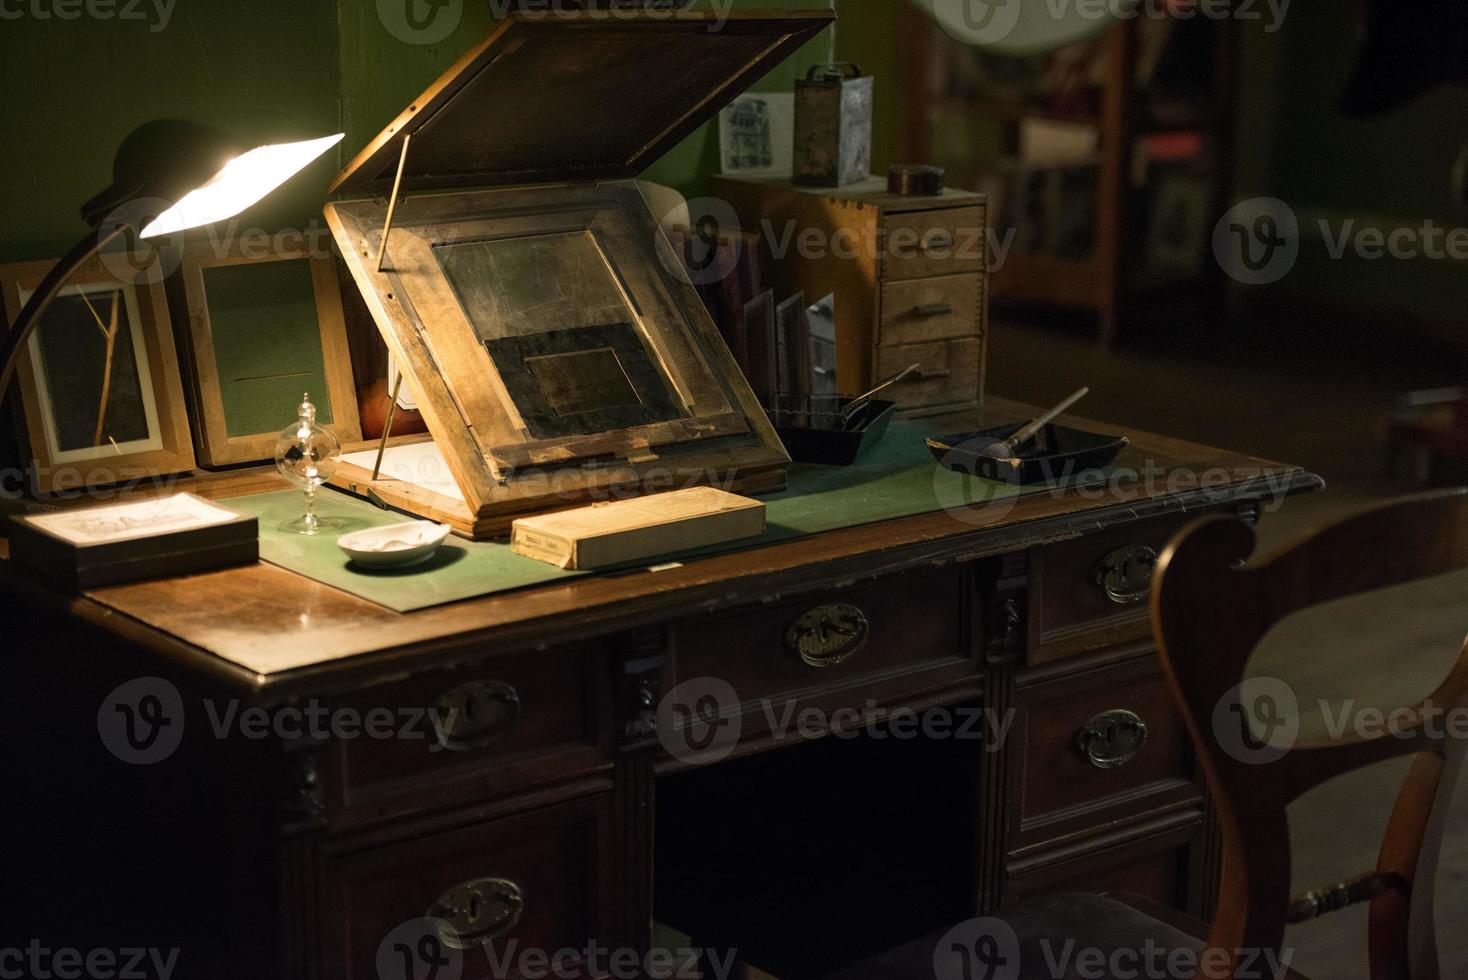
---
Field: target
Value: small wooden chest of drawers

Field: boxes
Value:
[713,175,988,416]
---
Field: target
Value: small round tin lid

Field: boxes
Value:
[888,164,946,197]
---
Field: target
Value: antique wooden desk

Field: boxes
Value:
[0,399,1320,980]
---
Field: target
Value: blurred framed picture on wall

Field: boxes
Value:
[1142,170,1212,281]
[173,242,361,467]
[0,254,196,494]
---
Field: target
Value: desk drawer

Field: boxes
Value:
[881,206,987,281]
[880,274,983,347]
[668,567,975,747]
[332,643,610,821]
[877,338,983,410]
[1031,516,1191,664]
[328,795,616,980]
[1017,664,1193,826]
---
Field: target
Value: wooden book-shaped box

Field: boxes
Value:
[324,9,833,539]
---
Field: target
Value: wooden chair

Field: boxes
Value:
[821,490,1468,980]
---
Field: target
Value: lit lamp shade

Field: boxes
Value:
[0,121,345,402]
[140,133,345,239]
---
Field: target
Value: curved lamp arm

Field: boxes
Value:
[0,223,129,400]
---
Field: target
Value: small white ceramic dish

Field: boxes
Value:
[337,521,453,570]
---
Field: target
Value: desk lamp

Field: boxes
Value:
[0,120,344,402]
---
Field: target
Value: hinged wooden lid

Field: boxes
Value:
[330,9,834,197]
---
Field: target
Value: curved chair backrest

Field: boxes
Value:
[1151,489,1468,980]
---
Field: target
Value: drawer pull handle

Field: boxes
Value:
[915,302,955,318]
[785,603,869,668]
[1093,545,1158,605]
[907,367,951,383]
[430,680,522,752]
[1075,710,1149,769]
[428,877,525,950]
[921,231,955,252]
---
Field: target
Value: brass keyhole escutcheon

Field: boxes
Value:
[1075,710,1149,769]
[784,603,870,668]
[428,877,525,950]
[431,680,522,752]
[1093,545,1158,605]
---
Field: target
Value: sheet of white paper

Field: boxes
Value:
[26,493,241,546]
[719,93,794,177]
[342,442,466,503]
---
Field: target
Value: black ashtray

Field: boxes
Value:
[927,423,1129,484]
[772,399,897,465]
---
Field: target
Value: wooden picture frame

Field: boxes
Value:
[174,243,361,467]
[0,254,196,494]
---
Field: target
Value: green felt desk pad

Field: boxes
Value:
[229,423,1051,613]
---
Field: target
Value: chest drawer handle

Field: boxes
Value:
[785,603,870,668]
[428,877,525,950]
[915,302,955,318]
[1093,545,1158,605]
[1075,710,1149,769]
[921,230,955,252]
[430,680,522,752]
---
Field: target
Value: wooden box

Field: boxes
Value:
[511,486,765,570]
[324,10,833,539]
[7,493,258,591]
[713,175,989,418]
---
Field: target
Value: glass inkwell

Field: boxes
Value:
[274,393,342,535]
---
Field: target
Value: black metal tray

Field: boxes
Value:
[927,422,1129,484]
[774,399,897,466]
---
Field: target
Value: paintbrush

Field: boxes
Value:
[842,363,921,430]
[984,387,1090,459]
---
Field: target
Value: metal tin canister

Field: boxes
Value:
[793,63,874,187]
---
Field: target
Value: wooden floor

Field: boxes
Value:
[991,317,1468,980]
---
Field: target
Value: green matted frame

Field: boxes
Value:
[0,253,196,494]
[174,241,361,467]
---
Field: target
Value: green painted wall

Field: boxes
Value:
[0,1,341,262]
[834,0,901,174]
[0,0,838,266]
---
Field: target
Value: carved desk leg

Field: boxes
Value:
[279,736,330,980]
[977,555,1028,915]
[613,627,671,954]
